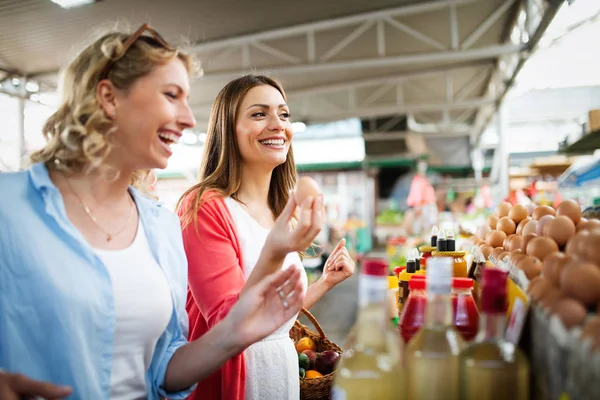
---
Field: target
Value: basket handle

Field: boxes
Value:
[297,307,327,339]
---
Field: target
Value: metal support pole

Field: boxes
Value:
[496,103,509,202]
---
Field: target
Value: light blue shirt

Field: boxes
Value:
[0,163,194,399]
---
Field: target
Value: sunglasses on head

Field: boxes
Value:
[99,24,174,80]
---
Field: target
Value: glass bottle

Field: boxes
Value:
[332,258,405,400]
[459,268,530,400]
[406,257,464,400]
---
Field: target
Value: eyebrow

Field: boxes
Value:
[246,103,288,111]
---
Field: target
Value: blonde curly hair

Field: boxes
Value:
[31,26,199,190]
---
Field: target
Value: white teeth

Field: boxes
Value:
[158,132,180,145]
[259,139,285,146]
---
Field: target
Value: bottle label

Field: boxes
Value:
[359,276,386,307]
[331,386,347,400]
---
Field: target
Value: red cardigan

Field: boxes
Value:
[179,192,247,400]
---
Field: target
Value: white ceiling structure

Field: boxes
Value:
[0,0,563,166]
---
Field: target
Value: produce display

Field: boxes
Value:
[295,337,340,380]
[464,199,600,400]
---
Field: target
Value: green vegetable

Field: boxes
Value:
[299,367,306,379]
[298,352,310,371]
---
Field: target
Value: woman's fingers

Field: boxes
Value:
[275,195,298,228]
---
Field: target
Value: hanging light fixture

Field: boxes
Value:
[50,0,97,9]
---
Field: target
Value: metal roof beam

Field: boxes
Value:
[198,43,522,81]
[191,0,483,53]
[307,97,496,123]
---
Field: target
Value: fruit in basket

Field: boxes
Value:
[305,370,323,379]
[301,349,317,369]
[315,350,340,375]
[296,337,316,353]
[298,352,310,371]
[299,368,306,379]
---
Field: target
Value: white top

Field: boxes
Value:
[93,220,173,400]
[225,198,308,400]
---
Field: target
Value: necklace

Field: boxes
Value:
[63,174,134,242]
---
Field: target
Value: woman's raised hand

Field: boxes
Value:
[265,195,324,258]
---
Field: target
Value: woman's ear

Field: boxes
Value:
[97,80,118,120]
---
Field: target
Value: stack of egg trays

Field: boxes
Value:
[565,331,600,399]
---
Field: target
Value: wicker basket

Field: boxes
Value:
[289,308,343,400]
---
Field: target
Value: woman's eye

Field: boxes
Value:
[280,112,291,119]
[252,112,266,117]
[165,92,177,99]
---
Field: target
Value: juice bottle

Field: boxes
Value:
[451,278,480,342]
[459,268,530,400]
[399,277,427,344]
[332,258,405,399]
[406,257,464,400]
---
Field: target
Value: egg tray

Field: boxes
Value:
[529,304,600,400]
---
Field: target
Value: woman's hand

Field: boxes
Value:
[0,371,72,400]
[229,265,304,348]
[320,238,355,289]
[265,195,324,258]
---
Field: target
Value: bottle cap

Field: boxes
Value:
[452,277,474,290]
[426,257,453,295]
[431,226,439,246]
[438,229,447,240]
[406,259,416,273]
[409,278,426,290]
[393,266,405,276]
[362,258,388,277]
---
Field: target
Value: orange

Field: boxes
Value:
[295,337,316,353]
[305,370,323,379]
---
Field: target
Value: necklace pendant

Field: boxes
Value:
[106,235,112,242]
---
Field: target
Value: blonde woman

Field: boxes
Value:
[0,25,317,399]
[177,75,355,400]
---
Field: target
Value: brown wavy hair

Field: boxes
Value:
[30,26,199,190]
[177,75,297,230]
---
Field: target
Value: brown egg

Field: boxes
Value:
[526,203,536,216]
[577,218,600,232]
[487,214,499,230]
[509,251,527,267]
[497,202,512,218]
[553,298,587,329]
[526,237,559,261]
[476,224,492,240]
[542,252,567,287]
[544,216,576,247]
[565,230,589,258]
[556,199,582,225]
[522,220,538,237]
[509,205,528,224]
[486,230,507,248]
[582,230,600,266]
[527,276,552,302]
[516,217,531,235]
[560,261,600,305]
[540,287,562,311]
[536,215,555,236]
[521,233,538,253]
[518,256,543,280]
[507,235,524,253]
[581,317,600,351]
[533,205,556,221]
[491,247,508,262]
[294,176,321,204]
[479,244,493,259]
[497,217,516,236]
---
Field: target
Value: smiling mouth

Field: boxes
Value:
[258,138,285,146]
[158,131,180,146]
